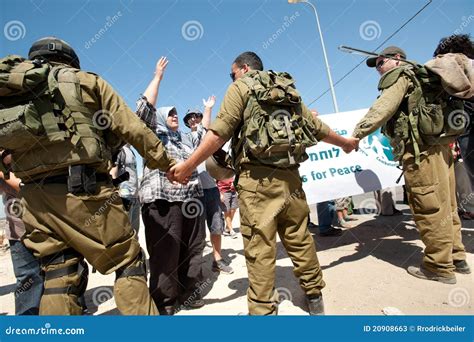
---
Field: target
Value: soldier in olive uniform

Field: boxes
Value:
[352,46,470,284]
[169,52,359,315]
[2,37,175,315]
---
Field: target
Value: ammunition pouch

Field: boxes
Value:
[67,165,97,195]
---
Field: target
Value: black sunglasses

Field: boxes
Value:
[229,65,247,81]
[376,58,387,69]
[186,114,197,122]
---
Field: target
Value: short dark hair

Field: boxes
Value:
[433,34,474,59]
[233,51,263,71]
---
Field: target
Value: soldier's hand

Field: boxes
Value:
[154,56,169,81]
[168,162,193,184]
[342,137,359,154]
[166,169,188,185]
[203,95,216,109]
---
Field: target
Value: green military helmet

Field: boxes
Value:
[205,148,235,180]
[28,37,80,68]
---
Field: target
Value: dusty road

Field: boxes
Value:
[1,191,472,315]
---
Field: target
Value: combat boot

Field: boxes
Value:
[407,266,456,284]
[454,260,471,274]
[158,305,175,315]
[307,295,325,315]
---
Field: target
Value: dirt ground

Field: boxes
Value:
[1,190,472,315]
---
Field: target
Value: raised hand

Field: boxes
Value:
[154,56,169,81]
[202,95,216,109]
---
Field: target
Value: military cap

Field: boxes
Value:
[367,46,407,67]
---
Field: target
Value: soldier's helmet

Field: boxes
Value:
[28,37,80,69]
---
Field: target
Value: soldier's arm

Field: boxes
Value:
[181,130,226,174]
[302,105,358,152]
[96,77,175,171]
[352,76,411,139]
[170,83,246,180]
[209,82,246,141]
[302,105,330,140]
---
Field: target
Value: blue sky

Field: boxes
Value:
[0,0,472,216]
[2,0,472,115]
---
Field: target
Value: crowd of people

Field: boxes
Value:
[0,32,472,316]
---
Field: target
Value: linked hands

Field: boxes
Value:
[166,161,193,185]
[342,137,360,154]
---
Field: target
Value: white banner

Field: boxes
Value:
[301,108,404,204]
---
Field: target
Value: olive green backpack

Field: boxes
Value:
[0,55,118,179]
[380,63,467,164]
[231,70,319,169]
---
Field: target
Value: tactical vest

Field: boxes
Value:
[231,70,319,169]
[380,64,465,164]
[0,55,116,180]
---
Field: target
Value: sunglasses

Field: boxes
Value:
[186,114,197,123]
[376,58,387,69]
[229,65,247,81]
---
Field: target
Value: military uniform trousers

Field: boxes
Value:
[402,144,466,276]
[237,165,325,315]
[21,182,158,315]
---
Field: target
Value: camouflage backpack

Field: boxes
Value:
[380,63,467,164]
[231,70,319,169]
[0,55,120,179]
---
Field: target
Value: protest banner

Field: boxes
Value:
[300,108,403,204]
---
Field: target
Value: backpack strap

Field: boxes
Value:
[283,109,296,165]
[229,77,257,170]
[56,68,89,112]
[26,65,68,143]
[400,67,425,165]
[408,113,421,165]
[55,67,103,146]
